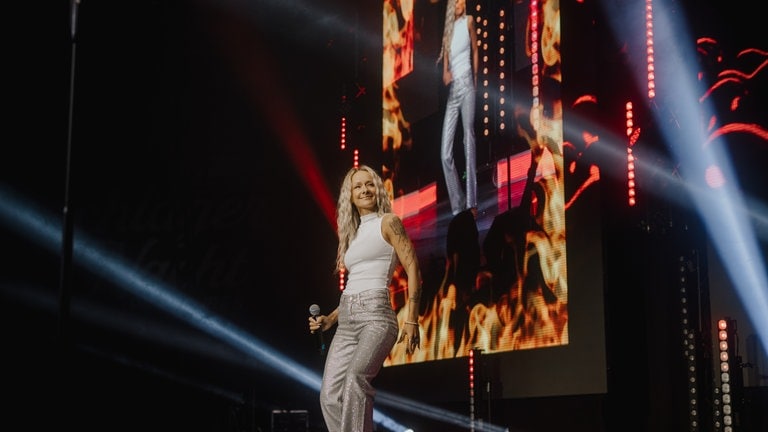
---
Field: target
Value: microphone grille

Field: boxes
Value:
[309,304,321,316]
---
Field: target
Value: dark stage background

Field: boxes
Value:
[2,1,766,432]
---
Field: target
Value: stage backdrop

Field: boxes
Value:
[377,0,609,401]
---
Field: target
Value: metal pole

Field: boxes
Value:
[59,0,80,346]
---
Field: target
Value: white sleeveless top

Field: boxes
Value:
[343,213,396,295]
[449,15,472,78]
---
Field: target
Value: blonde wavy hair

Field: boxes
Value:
[436,0,459,65]
[335,165,393,274]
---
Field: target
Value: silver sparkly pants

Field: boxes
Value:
[440,70,477,215]
[319,289,398,432]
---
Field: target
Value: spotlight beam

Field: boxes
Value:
[75,229,510,431]
[0,185,511,432]
[647,3,768,357]
[208,3,338,228]
[377,391,512,432]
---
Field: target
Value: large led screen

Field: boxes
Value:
[378,0,608,399]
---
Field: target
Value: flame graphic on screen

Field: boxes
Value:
[382,0,415,192]
[386,165,568,366]
[386,0,567,366]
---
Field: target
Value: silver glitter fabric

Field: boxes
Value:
[440,68,478,215]
[319,289,398,432]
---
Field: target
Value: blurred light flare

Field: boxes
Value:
[0,185,511,432]
[643,2,768,357]
[211,0,337,227]
[7,0,766,426]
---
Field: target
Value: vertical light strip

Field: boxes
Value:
[529,0,540,130]
[715,318,734,432]
[497,7,507,133]
[469,348,476,431]
[680,255,701,431]
[340,93,348,150]
[476,4,490,139]
[626,101,637,206]
[645,0,656,100]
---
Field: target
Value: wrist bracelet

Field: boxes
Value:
[405,321,418,326]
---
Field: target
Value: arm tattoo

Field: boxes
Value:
[388,217,407,239]
[388,217,417,270]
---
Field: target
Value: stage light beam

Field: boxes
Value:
[0,185,509,432]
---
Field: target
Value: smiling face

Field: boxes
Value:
[351,169,377,216]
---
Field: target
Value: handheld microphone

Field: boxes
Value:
[309,304,326,355]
